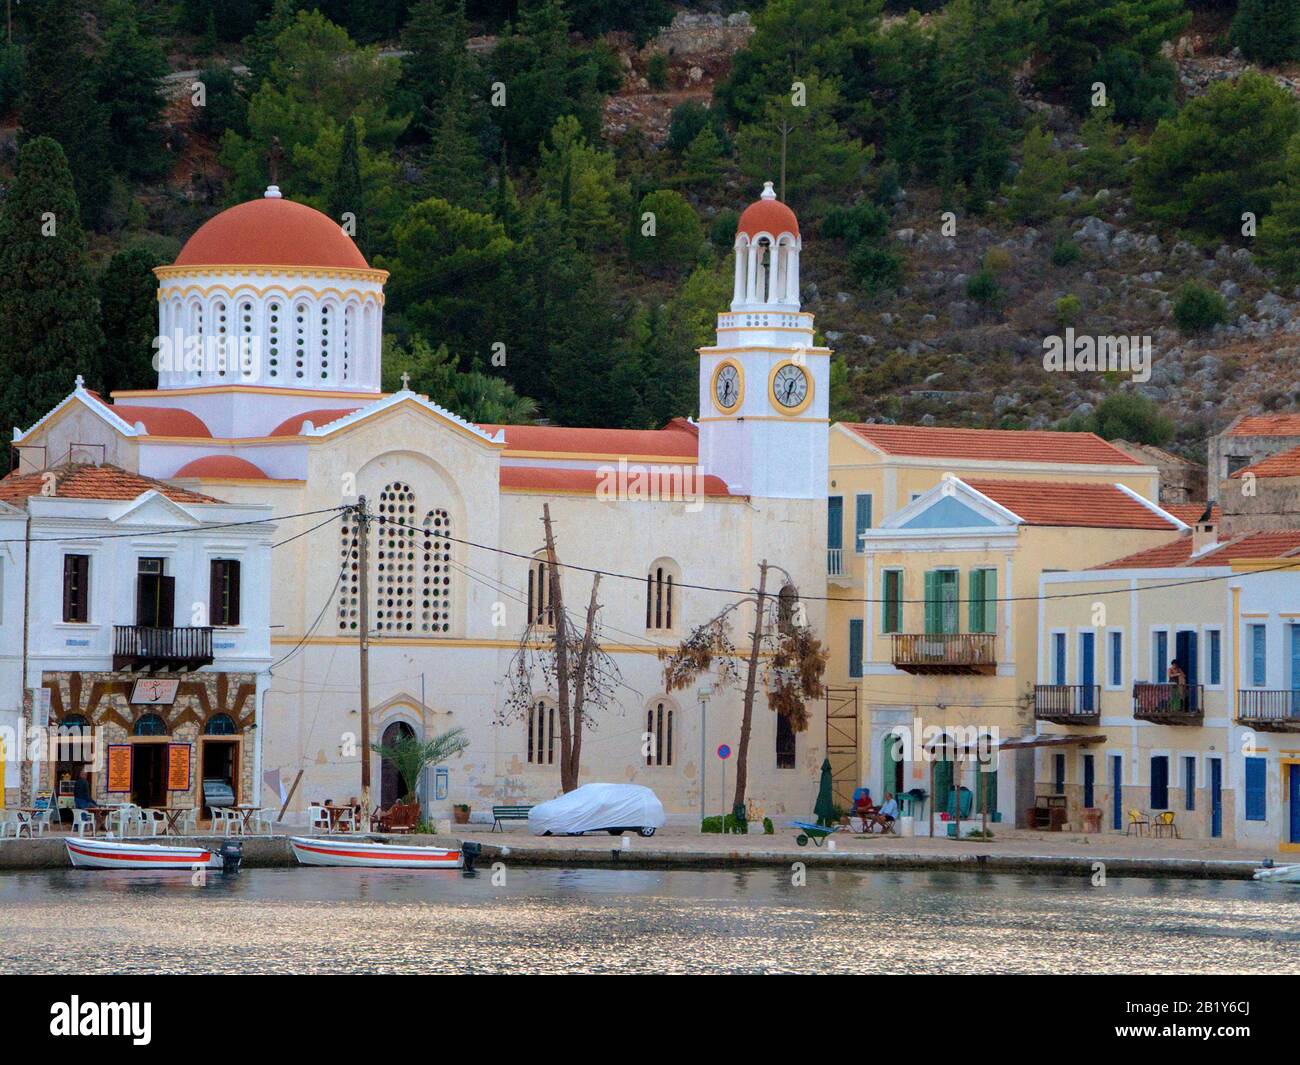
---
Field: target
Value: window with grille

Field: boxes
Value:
[527,557,554,627]
[528,700,555,765]
[645,565,675,630]
[338,517,360,632]
[375,482,418,633]
[645,701,673,767]
[421,508,452,633]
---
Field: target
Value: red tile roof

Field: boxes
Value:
[964,479,1180,530]
[1094,530,1300,569]
[0,465,222,506]
[172,455,270,479]
[1163,502,1221,525]
[500,466,733,497]
[269,408,360,437]
[1228,414,1300,437]
[737,196,799,238]
[111,404,212,438]
[483,418,699,459]
[173,196,370,271]
[845,424,1141,465]
[1231,444,1300,479]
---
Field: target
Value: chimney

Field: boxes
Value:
[1191,501,1217,555]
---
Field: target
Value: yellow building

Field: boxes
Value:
[1036,525,1300,849]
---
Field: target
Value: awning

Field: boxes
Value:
[994,733,1108,751]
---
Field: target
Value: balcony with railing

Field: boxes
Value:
[1236,690,1300,732]
[827,547,845,578]
[1132,682,1204,725]
[1033,684,1101,726]
[891,633,996,675]
[113,625,214,672]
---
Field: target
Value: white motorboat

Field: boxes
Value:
[65,837,227,870]
[288,836,463,869]
[1252,863,1300,883]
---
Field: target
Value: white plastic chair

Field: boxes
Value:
[251,808,276,835]
[138,808,165,837]
[335,806,357,833]
[0,810,19,838]
[175,807,198,835]
[209,807,232,835]
[71,808,96,837]
[27,806,55,836]
[224,809,245,836]
[108,804,140,836]
[308,804,331,833]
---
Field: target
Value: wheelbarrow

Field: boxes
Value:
[791,820,839,847]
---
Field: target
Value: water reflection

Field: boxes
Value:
[0,867,1294,974]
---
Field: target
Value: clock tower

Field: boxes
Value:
[698,182,829,499]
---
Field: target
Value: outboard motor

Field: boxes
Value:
[219,840,244,875]
[461,840,481,877]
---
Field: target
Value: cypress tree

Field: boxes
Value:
[96,0,171,182]
[98,247,167,396]
[1230,0,1300,66]
[329,117,368,257]
[0,138,104,446]
[1258,136,1300,285]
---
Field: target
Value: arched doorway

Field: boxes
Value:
[380,721,416,808]
[880,733,904,801]
[131,713,169,808]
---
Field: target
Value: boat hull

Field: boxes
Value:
[66,838,222,870]
[1253,864,1300,883]
[289,836,463,869]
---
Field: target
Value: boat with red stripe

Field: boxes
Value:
[65,837,225,870]
[288,836,463,869]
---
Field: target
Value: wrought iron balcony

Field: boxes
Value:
[113,625,214,672]
[1237,690,1300,732]
[1133,682,1204,724]
[1034,684,1101,725]
[891,633,996,675]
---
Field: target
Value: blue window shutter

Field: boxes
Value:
[854,494,872,552]
[827,496,843,550]
[1053,753,1065,795]
[1245,758,1267,821]
[1110,631,1123,687]
[983,568,997,634]
[1252,625,1267,687]
[1150,756,1168,810]
[967,569,982,633]
[1209,630,1221,686]
[1053,633,1066,685]
[1184,757,1195,812]
[848,619,863,678]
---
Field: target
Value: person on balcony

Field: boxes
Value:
[1167,659,1188,712]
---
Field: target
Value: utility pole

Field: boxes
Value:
[356,496,372,818]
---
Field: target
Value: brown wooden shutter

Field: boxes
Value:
[227,561,241,627]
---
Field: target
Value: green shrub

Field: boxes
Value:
[763,817,774,835]
[821,202,889,245]
[1050,238,1081,267]
[709,208,740,249]
[1056,294,1082,326]
[646,53,669,90]
[0,40,23,117]
[701,815,723,833]
[967,267,1001,306]
[1173,283,1230,334]
[1230,0,1300,66]
[849,242,903,295]
[724,813,748,834]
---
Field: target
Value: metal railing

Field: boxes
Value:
[1033,684,1101,723]
[113,625,214,669]
[827,547,845,577]
[1133,682,1204,721]
[891,633,996,670]
[1237,689,1300,725]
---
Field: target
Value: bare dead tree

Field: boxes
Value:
[660,561,827,818]
[500,504,623,792]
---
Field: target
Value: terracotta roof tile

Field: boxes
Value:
[1163,502,1221,525]
[483,420,699,459]
[964,478,1179,530]
[173,196,370,271]
[1094,529,1300,569]
[500,466,733,497]
[269,408,361,437]
[1228,414,1300,437]
[845,424,1141,465]
[0,464,222,506]
[1231,444,1300,479]
[172,455,269,479]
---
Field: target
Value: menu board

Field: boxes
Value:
[167,743,191,791]
[107,744,132,793]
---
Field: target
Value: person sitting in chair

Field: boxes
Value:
[878,792,899,827]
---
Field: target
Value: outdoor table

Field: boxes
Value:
[9,808,44,835]
[231,805,262,832]
[152,807,189,834]
[324,804,360,832]
[85,807,115,833]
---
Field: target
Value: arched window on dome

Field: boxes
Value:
[420,508,452,634]
[212,299,228,377]
[755,237,772,302]
[319,303,334,383]
[294,302,308,380]
[342,303,356,384]
[267,300,282,380]
[238,299,255,381]
[187,301,204,382]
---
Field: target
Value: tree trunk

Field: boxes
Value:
[542,504,576,792]
[568,574,601,787]
[732,560,769,818]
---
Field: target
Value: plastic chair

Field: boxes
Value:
[251,808,276,835]
[308,804,331,833]
[71,809,96,837]
[108,804,141,836]
[138,809,165,837]
[0,810,20,838]
[1125,808,1149,836]
[175,807,198,835]
[1153,810,1179,839]
[27,806,55,836]
[335,806,357,833]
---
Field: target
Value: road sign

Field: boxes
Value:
[717,744,731,760]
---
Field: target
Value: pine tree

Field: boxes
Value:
[98,247,166,396]
[0,138,104,447]
[400,0,476,141]
[19,0,111,227]
[1230,0,1300,66]
[1008,123,1068,223]
[329,117,368,256]
[96,0,171,182]
[1258,135,1300,285]
[422,71,488,211]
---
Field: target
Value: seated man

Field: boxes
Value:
[875,792,899,832]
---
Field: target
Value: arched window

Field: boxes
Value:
[319,304,333,381]
[213,300,228,376]
[294,302,308,379]
[375,482,418,633]
[267,300,281,379]
[203,713,237,736]
[645,700,673,767]
[528,699,555,765]
[526,556,553,628]
[56,714,92,763]
[420,508,452,634]
[133,713,167,737]
[342,303,356,383]
[645,561,677,631]
[777,583,799,634]
[338,513,360,632]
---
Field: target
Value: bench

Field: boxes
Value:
[491,805,533,832]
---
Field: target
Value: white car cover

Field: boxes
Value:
[528,783,666,836]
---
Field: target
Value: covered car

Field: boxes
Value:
[528,783,666,837]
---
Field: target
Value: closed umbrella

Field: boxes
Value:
[814,757,836,827]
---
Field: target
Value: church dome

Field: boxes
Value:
[737,181,799,239]
[173,187,369,271]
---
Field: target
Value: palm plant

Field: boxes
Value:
[371,726,469,805]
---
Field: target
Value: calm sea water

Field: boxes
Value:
[0,867,1295,974]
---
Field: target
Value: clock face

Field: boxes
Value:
[714,364,741,411]
[772,363,809,408]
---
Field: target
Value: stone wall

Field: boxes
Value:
[1219,474,1300,534]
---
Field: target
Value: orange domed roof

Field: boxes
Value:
[173,191,370,271]
[173,455,269,479]
[737,181,799,239]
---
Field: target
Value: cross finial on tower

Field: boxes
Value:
[74,374,85,390]
[400,371,411,390]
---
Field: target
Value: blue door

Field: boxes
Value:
[1291,626,1300,717]
[1053,633,1066,685]
[1210,758,1223,838]
[1290,765,1300,845]
[1079,632,1095,711]
[1083,754,1095,809]
[1111,755,1123,831]
[1176,630,1199,711]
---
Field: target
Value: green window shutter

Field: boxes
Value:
[940,571,958,634]
[933,758,953,811]
[967,569,983,633]
[983,568,997,634]
[923,570,937,635]
[848,619,863,678]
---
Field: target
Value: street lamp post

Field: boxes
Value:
[697,684,712,825]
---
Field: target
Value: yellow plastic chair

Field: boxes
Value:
[1126,808,1149,836]
[1153,811,1179,839]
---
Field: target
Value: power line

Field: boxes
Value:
[268,525,355,673]
[0,505,348,545]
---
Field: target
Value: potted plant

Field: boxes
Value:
[453,803,471,824]
[371,726,470,824]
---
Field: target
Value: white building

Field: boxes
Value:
[7,182,830,822]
